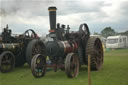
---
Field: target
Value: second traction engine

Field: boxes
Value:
[30,6,104,78]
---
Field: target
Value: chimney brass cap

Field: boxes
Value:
[48,6,57,11]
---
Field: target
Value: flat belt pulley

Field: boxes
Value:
[79,23,90,40]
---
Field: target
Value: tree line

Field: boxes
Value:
[94,27,128,38]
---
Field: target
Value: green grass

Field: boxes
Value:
[0,49,128,85]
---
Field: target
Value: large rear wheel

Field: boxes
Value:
[26,39,45,65]
[86,37,104,70]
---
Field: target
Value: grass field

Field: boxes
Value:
[0,49,128,85]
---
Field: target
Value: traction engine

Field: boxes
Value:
[29,6,104,78]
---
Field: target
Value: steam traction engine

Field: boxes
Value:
[30,6,104,78]
[0,25,39,73]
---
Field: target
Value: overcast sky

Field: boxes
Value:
[0,0,128,35]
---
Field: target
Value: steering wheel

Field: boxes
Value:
[79,23,90,40]
[24,29,38,38]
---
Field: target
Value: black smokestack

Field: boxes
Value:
[48,6,57,32]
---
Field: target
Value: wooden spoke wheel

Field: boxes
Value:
[65,53,79,78]
[0,51,15,73]
[31,54,46,78]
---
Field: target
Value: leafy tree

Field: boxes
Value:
[93,32,99,35]
[101,27,116,38]
[117,31,128,36]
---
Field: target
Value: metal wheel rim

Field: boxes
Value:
[65,53,79,78]
[94,39,103,69]
[31,54,46,78]
[0,51,15,73]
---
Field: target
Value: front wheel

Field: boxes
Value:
[65,53,79,78]
[31,54,46,78]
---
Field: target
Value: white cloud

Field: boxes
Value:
[101,1,122,22]
[0,0,128,35]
